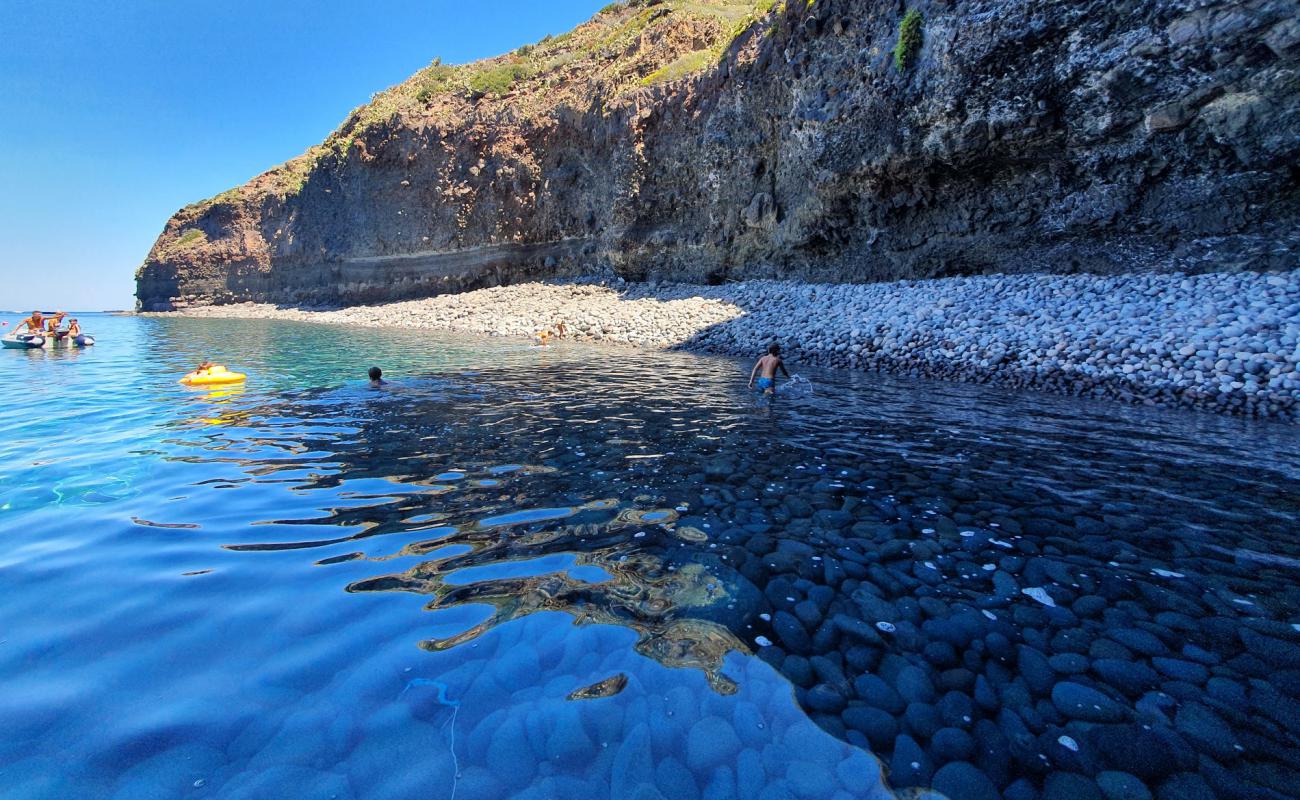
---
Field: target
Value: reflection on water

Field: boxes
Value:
[2,315,1299,800]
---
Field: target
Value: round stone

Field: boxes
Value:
[894,665,936,704]
[930,727,976,763]
[1044,772,1105,800]
[686,716,743,772]
[930,760,999,800]
[1052,682,1125,722]
[841,705,897,751]
[1096,771,1153,800]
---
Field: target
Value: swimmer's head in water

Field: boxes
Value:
[768,343,781,355]
[369,366,382,381]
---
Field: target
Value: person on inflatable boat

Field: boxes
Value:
[16,311,43,334]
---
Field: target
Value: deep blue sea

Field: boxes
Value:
[2,313,1299,800]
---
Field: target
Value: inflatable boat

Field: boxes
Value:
[179,365,246,386]
[53,333,96,347]
[1,331,95,349]
[2,332,45,349]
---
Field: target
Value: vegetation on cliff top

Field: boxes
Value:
[182,0,786,214]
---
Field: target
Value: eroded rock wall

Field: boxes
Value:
[137,0,1300,310]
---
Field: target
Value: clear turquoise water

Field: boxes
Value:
[2,314,1299,800]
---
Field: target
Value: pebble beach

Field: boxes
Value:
[162,269,1300,420]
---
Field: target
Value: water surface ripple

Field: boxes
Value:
[1,315,1298,800]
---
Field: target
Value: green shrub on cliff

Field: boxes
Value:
[414,59,457,103]
[271,153,317,197]
[642,48,715,84]
[464,61,530,99]
[158,227,208,260]
[599,0,644,13]
[176,229,206,247]
[893,8,923,71]
[211,188,243,206]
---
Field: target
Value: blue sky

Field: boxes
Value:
[0,0,606,311]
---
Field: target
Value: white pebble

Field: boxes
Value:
[1022,587,1056,607]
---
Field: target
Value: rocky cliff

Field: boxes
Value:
[136,0,1300,310]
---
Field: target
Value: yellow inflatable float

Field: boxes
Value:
[179,364,246,386]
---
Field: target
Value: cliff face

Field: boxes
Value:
[136,0,1300,310]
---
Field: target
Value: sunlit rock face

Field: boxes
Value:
[136,0,1300,311]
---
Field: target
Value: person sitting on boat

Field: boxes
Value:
[16,311,43,334]
[46,312,68,340]
[195,360,216,374]
[66,318,81,338]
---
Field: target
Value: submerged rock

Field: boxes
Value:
[566,673,628,702]
[1052,682,1127,723]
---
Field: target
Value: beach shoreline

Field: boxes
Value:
[143,270,1300,421]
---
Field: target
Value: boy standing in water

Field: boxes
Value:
[368,366,387,387]
[748,343,790,395]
